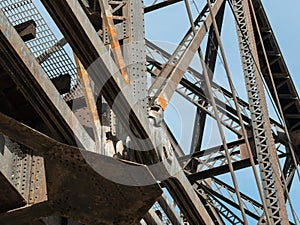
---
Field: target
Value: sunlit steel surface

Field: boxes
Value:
[0,0,299,224]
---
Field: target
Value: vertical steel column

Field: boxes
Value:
[99,0,130,84]
[123,0,148,115]
[99,0,148,153]
[231,0,289,223]
[105,0,148,145]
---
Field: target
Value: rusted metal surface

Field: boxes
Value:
[39,0,159,164]
[74,55,103,154]
[0,171,26,213]
[122,0,148,118]
[0,0,299,224]
[0,0,80,102]
[0,112,162,225]
[14,20,36,42]
[0,137,48,206]
[99,0,129,84]
[0,202,54,225]
[35,1,215,221]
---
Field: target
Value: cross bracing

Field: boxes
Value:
[0,0,299,224]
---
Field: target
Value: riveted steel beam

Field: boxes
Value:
[9,1,217,223]
[39,0,160,164]
[0,202,53,225]
[0,112,162,225]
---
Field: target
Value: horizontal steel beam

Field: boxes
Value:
[0,202,53,225]
[186,152,287,182]
[179,139,246,163]
[146,40,284,133]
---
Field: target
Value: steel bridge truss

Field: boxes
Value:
[0,0,299,224]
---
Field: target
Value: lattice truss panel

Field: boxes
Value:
[0,0,82,100]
